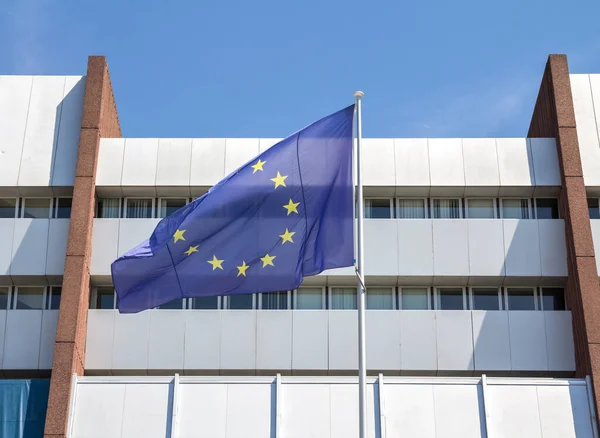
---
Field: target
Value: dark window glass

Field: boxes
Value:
[436,288,464,310]
[97,198,121,218]
[0,287,9,309]
[22,198,51,219]
[158,199,187,218]
[507,288,536,310]
[472,288,500,310]
[401,288,429,310]
[588,198,600,219]
[49,287,61,310]
[366,288,394,309]
[126,199,153,218]
[156,298,184,309]
[95,287,115,309]
[261,292,288,309]
[541,288,566,311]
[228,294,253,309]
[535,198,559,219]
[191,296,219,309]
[0,199,17,218]
[55,198,72,218]
[16,287,45,309]
[365,199,391,219]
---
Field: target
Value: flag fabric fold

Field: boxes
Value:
[112,104,355,313]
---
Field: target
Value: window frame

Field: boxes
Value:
[96,198,123,219]
[504,286,539,311]
[533,197,560,220]
[396,197,429,219]
[398,286,431,310]
[430,197,463,219]
[433,286,467,310]
[90,287,118,310]
[468,286,503,311]
[12,286,47,310]
[123,197,156,219]
[0,197,19,219]
[365,286,397,310]
[223,294,256,310]
[156,197,191,219]
[258,291,291,310]
[20,197,53,219]
[293,286,326,310]
[364,197,393,219]
[538,287,566,311]
[328,286,358,310]
[465,198,498,219]
[53,197,73,219]
[499,198,532,219]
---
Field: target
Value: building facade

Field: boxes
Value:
[1,55,600,437]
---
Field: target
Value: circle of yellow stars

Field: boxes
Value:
[172,157,300,278]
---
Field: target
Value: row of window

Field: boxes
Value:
[0,198,72,219]
[91,286,566,311]
[0,286,61,310]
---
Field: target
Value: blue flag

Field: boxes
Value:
[112,105,355,313]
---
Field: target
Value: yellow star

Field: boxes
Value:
[270,171,288,189]
[279,228,295,244]
[184,245,199,256]
[173,229,186,243]
[237,260,249,277]
[283,199,300,215]
[260,253,276,267]
[207,255,224,270]
[251,159,266,174]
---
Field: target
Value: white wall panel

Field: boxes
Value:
[588,75,600,186]
[538,385,594,438]
[467,220,505,276]
[538,220,568,277]
[486,385,543,437]
[38,310,58,369]
[530,138,561,187]
[112,312,150,370]
[292,311,328,370]
[283,384,331,438]
[184,311,221,370]
[2,310,42,369]
[0,76,32,188]
[18,76,66,187]
[329,311,358,370]
[148,310,185,370]
[190,138,226,187]
[330,384,377,438]
[220,311,256,369]
[10,219,49,276]
[366,311,401,370]
[509,311,548,371]
[544,312,576,371]
[45,219,69,275]
[362,138,395,187]
[436,311,474,371]
[91,219,119,275]
[256,311,292,370]
[471,311,511,371]
[51,76,85,187]
[433,384,484,438]
[503,220,542,277]
[394,138,430,194]
[428,139,465,192]
[462,138,500,195]
[400,311,437,371]
[496,138,535,194]
[592,220,600,272]
[85,310,115,370]
[71,383,126,438]
[433,220,469,276]
[224,138,259,176]
[364,220,398,275]
[178,383,227,438]
[0,311,5,367]
[96,138,125,189]
[397,220,434,276]
[384,384,436,437]
[259,138,282,153]
[120,383,171,438]
[121,138,159,193]
[0,219,15,275]
[117,219,159,257]
[225,384,273,438]
[155,138,192,192]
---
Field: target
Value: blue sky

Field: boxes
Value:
[1,0,600,139]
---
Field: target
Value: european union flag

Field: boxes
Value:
[112,105,355,313]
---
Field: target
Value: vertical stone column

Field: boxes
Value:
[529,54,600,422]
[44,56,121,438]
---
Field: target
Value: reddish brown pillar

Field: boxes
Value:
[529,54,600,420]
[44,56,121,438]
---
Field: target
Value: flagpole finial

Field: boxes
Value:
[353,91,364,99]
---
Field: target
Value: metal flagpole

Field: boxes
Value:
[354,90,367,438]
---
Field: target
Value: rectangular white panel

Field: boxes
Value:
[467,220,505,276]
[400,311,437,371]
[156,138,192,189]
[45,219,69,275]
[433,220,469,276]
[178,383,227,438]
[292,311,328,370]
[10,219,49,275]
[220,311,256,369]
[256,311,292,370]
[2,310,42,369]
[471,311,511,371]
[148,311,185,370]
[184,311,221,370]
[0,76,32,187]
[496,138,535,192]
[486,385,542,438]
[538,385,594,438]
[462,138,500,193]
[394,138,430,191]
[190,138,226,187]
[588,75,600,186]
[112,312,150,370]
[52,76,85,187]
[362,138,395,186]
[384,384,436,437]
[365,220,398,275]
[428,138,465,188]
[330,384,377,438]
[0,311,5,366]
[85,310,115,370]
[0,219,15,275]
[117,219,160,257]
[121,138,159,189]
[436,311,474,371]
[530,138,560,187]
[224,138,259,175]
[283,384,331,438]
[329,311,358,370]
[18,76,66,187]
[544,311,576,371]
[96,138,125,188]
[71,383,126,438]
[509,311,548,371]
[225,384,273,438]
[592,221,600,273]
[538,220,568,277]
[120,383,171,438]
[366,311,401,370]
[433,384,484,438]
[259,138,282,153]
[91,219,119,275]
[503,220,542,277]
[397,220,434,276]
[38,310,59,369]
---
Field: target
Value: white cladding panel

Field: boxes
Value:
[471,311,511,371]
[364,219,399,275]
[538,219,568,277]
[220,310,257,369]
[394,138,430,193]
[90,219,119,276]
[190,138,226,188]
[156,138,192,194]
[592,220,600,272]
[121,138,159,195]
[399,311,437,371]
[503,220,542,277]
[96,138,126,192]
[256,311,293,370]
[85,310,115,370]
[2,310,42,369]
[148,310,186,371]
[509,311,548,371]
[467,220,505,276]
[0,311,5,367]
[530,138,561,188]
[224,138,259,175]
[537,385,594,438]
[397,220,434,276]
[435,311,474,371]
[0,219,15,275]
[112,312,151,370]
[362,138,396,187]
[496,138,535,195]
[486,385,543,438]
[45,219,69,275]
[291,310,329,370]
[328,311,358,370]
[432,384,484,438]
[433,220,469,276]
[366,311,401,370]
[38,310,59,369]
[117,219,160,257]
[11,219,49,276]
[385,383,436,437]
[545,311,576,371]
[428,138,465,190]
[184,311,221,370]
[462,138,500,194]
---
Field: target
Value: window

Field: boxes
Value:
[191,296,219,309]
[22,198,51,219]
[366,288,394,310]
[260,291,289,309]
[501,199,530,219]
[435,288,465,310]
[588,198,600,219]
[330,287,357,310]
[467,199,496,219]
[400,288,430,310]
[54,198,72,218]
[535,198,559,219]
[93,287,116,309]
[156,298,184,309]
[471,288,501,310]
[540,288,566,311]
[0,287,9,309]
[0,198,17,218]
[397,199,426,219]
[97,198,121,218]
[431,199,461,219]
[158,198,188,218]
[506,287,536,310]
[125,198,154,218]
[295,287,324,309]
[226,294,254,309]
[48,286,61,310]
[365,199,392,219]
[14,287,45,309]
